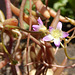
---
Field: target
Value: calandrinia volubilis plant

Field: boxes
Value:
[32,17,69,47]
[43,22,69,47]
[32,17,47,32]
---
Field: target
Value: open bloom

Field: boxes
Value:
[43,22,69,47]
[32,17,47,32]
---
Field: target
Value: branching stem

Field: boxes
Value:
[60,42,75,60]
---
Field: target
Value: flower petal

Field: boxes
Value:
[54,38,60,47]
[57,22,62,30]
[62,32,69,38]
[32,25,40,31]
[49,26,54,32]
[37,17,43,25]
[43,34,53,41]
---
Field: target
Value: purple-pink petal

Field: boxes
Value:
[37,17,43,25]
[49,26,54,32]
[32,25,40,31]
[57,22,62,30]
[43,34,53,41]
[62,32,69,38]
[54,38,60,47]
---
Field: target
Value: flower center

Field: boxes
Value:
[39,25,47,32]
[51,29,62,38]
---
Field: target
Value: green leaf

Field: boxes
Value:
[53,0,68,10]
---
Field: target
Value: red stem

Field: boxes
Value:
[0,59,8,69]
[45,0,48,8]
[5,0,12,19]
[19,0,26,29]
[67,27,75,33]
[5,31,13,53]
[10,65,17,75]
[26,0,32,74]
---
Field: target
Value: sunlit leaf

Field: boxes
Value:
[53,0,68,10]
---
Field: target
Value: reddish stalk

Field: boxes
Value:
[5,31,14,53]
[45,0,49,27]
[19,0,26,29]
[67,27,75,33]
[5,0,12,19]
[1,30,17,75]
[45,0,48,8]
[22,31,41,46]
[0,59,8,69]
[12,30,22,53]
[24,61,75,68]
[10,65,17,75]
[16,65,22,75]
[0,53,4,56]
[26,0,32,74]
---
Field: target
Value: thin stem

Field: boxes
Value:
[67,27,75,33]
[60,42,75,60]
[45,0,48,8]
[16,65,22,75]
[22,31,41,46]
[64,48,75,60]
[12,30,22,57]
[19,0,26,29]
[5,0,12,19]
[45,0,49,27]
[1,29,10,55]
[0,59,8,69]
[10,65,17,75]
[26,0,32,74]
[36,66,45,75]
[45,19,49,27]
[5,25,41,34]
[1,29,18,64]
[24,61,75,68]
[5,31,13,53]
[66,30,75,43]
[1,29,17,74]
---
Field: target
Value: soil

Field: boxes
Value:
[55,43,75,75]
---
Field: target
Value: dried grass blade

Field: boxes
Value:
[50,10,60,28]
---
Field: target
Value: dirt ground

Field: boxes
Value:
[55,43,75,75]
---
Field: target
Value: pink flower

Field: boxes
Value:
[43,22,69,47]
[32,17,47,32]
